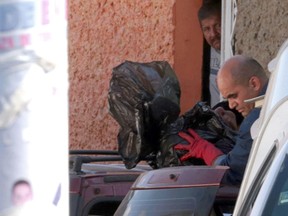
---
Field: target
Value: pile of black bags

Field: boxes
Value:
[108,61,236,169]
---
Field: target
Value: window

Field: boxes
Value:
[262,154,288,216]
[237,144,277,215]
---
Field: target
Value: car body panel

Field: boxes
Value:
[130,165,228,189]
[114,166,236,216]
[249,139,288,215]
[69,151,151,216]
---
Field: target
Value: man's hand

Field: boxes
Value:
[174,128,224,165]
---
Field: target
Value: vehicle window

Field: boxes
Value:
[261,154,288,216]
[114,187,219,216]
[238,144,277,215]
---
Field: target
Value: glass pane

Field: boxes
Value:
[115,187,219,216]
[262,154,288,216]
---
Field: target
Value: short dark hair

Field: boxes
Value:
[12,179,31,192]
[198,0,221,22]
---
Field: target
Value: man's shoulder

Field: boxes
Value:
[248,107,261,119]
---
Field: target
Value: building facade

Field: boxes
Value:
[68,0,288,150]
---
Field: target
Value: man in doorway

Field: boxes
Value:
[198,0,222,107]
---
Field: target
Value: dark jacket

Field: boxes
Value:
[215,84,268,185]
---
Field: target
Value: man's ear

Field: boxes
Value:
[249,76,261,91]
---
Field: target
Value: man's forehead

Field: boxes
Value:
[217,70,233,86]
[218,79,238,98]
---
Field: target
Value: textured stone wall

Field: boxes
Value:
[234,0,288,71]
[68,0,176,150]
[68,0,287,151]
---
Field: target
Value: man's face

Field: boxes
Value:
[200,14,221,51]
[218,76,259,117]
[12,183,33,206]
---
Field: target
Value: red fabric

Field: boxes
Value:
[174,128,224,165]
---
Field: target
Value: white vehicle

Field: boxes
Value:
[232,39,288,215]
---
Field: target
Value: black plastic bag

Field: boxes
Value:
[156,101,237,167]
[108,61,237,169]
[108,61,181,169]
